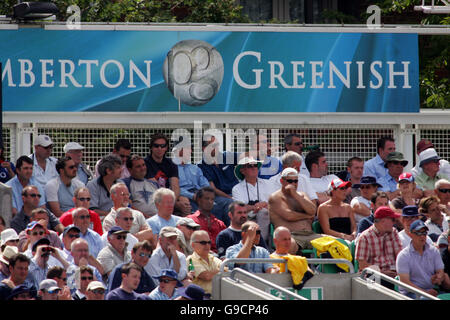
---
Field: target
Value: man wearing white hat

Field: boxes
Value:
[64,142,93,185]
[0,229,19,252]
[415,148,450,196]
[29,134,58,189]
[231,157,273,244]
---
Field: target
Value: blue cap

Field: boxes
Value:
[107,226,128,237]
[177,284,209,300]
[410,220,429,232]
[353,176,382,189]
[152,268,183,287]
[7,284,34,300]
[402,205,420,217]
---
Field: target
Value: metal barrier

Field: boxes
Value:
[360,268,440,300]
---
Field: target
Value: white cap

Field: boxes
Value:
[34,135,53,147]
[39,279,60,292]
[280,167,298,178]
[87,281,106,291]
[0,229,19,247]
[64,142,84,153]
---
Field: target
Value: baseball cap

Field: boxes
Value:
[7,284,34,300]
[62,225,81,237]
[328,178,351,192]
[63,142,84,153]
[384,151,408,168]
[374,206,401,219]
[409,219,429,232]
[176,217,200,229]
[31,238,50,253]
[34,135,53,147]
[107,226,129,237]
[398,172,414,183]
[280,167,298,178]
[159,226,179,238]
[417,139,434,155]
[177,284,209,300]
[419,148,440,167]
[0,228,19,247]
[26,221,46,233]
[152,268,183,287]
[353,176,382,189]
[87,281,106,291]
[402,205,420,217]
[39,279,60,292]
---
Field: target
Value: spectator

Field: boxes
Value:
[6,156,46,216]
[396,220,450,298]
[0,253,36,300]
[97,226,131,278]
[29,134,58,190]
[71,265,94,300]
[419,196,449,242]
[101,207,139,251]
[0,229,19,253]
[87,154,123,219]
[251,133,282,180]
[225,221,278,274]
[187,187,227,253]
[317,178,356,241]
[173,283,208,300]
[72,207,104,258]
[439,230,450,276]
[398,205,434,249]
[107,240,156,295]
[305,150,339,204]
[146,188,181,237]
[45,156,85,217]
[0,246,19,281]
[105,262,151,300]
[0,145,15,184]
[378,151,408,200]
[175,217,200,257]
[350,176,382,224]
[282,133,309,176]
[416,148,450,197]
[336,156,364,204]
[95,138,132,180]
[10,185,63,234]
[411,139,450,179]
[363,136,396,182]
[46,265,72,300]
[356,206,402,289]
[102,183,153,245]
[148,268,182,300]
[63,142,94,185]
[186,230,222,294]
[6,284,35,300]
[390,172,421,213]
[356,191,389,237]
[85,280,106,300]
[38,279,61,300]
[59,187,103,235]
[121,154,159,219]
[59,225,81,263]
[146,226,188,285]
[232,157,272,242]
[268,168,318,253]
[434,178,450,216]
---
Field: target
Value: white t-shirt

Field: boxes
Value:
[309,174,339,194]
[350,196,372,223]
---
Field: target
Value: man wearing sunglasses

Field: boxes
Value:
[351,176,383,224]
[398,205,434,249]
[30,134,58,191]
[101,207,140,252]
[63,141,93,185]
[434,178,450,216]
[72,207,104,258]
[396,219,450,298]
[269,168,318,254]
[283,133,309,177]
[45,156,85,218]
[97,226,131,279]
[416,148,450,197]
[378,151,409,200]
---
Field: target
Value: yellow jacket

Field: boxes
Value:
[270,253,309,286]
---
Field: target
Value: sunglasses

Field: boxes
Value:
[68,234,80,239]
[121,217,134,221]
[338,186,350,190]
[412,231,428,236]
[138,252,152,258]
[77,197,91,202]
[390,161,405,166]
[152,143,167,149]
[32,231,45,236]
[46,288,61,294]
[81,276,94,281]
[115,235,127,240]
[77,215,90,220]
[285,179,298,184]
[27,193,42,198]
[195,240,211,245]
[438,188,450,194]
[42,145,53,150]
[160,278,177,283]
[90,289,105,295]
[244,164,258,169]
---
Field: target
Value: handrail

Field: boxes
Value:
[220,257,355,273]
[360,268,440,300]
[229,268,308,300]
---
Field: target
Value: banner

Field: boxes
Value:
[0,29,419,112]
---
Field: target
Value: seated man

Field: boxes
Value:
[63,142,94,185]
[378,152,408,200]
[146,188,181,238]
[97,227,131,279]
[416,148,450,197]
[396,220,450,298]
[105,262,151,300]
[148,268,182,300]
[225,221,278,274]
[356,191,389,237]
[350,176,382,224]
[268,168,318,253]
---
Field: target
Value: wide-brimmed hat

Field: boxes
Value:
[384,151,408,168]
[0,246,19,265]
[419,148,440,167]
[353,176,382,189]
[0,229,19,247]
[234,157,262,180]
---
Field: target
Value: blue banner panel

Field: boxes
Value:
[0,29,419,112]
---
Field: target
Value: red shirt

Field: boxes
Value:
[187,211,226,253]
[59,208,103,235]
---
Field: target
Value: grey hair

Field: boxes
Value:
[116,206,132,219]
[110,182,128,195]
[435,178,450,190]
[97,154,122,177]
[281,151,302,167]
[153,187,176,204]
[190,230,209,246]
[71,207,89,219]
[70,238,89,251]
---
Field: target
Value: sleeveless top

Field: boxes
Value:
[329,217,352,235]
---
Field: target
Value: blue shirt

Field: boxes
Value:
[225,241,273,273]
[198,152,239,195]
[0,162,15,183]
[79,228,104,258]
[6,176,46,211]
[378,174,398,193]
[148,286,180,300]
[146,214,181,237]
[216,227,268,258]
[105,287,151,300]
[363,154,388,182]
[177,163,210,200]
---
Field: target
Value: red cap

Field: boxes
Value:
[374,206,401,219]
[416,139,434,155]
[328,178,352,192]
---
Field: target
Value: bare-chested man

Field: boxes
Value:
[317,178,356,241]
[268,168,318,253]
